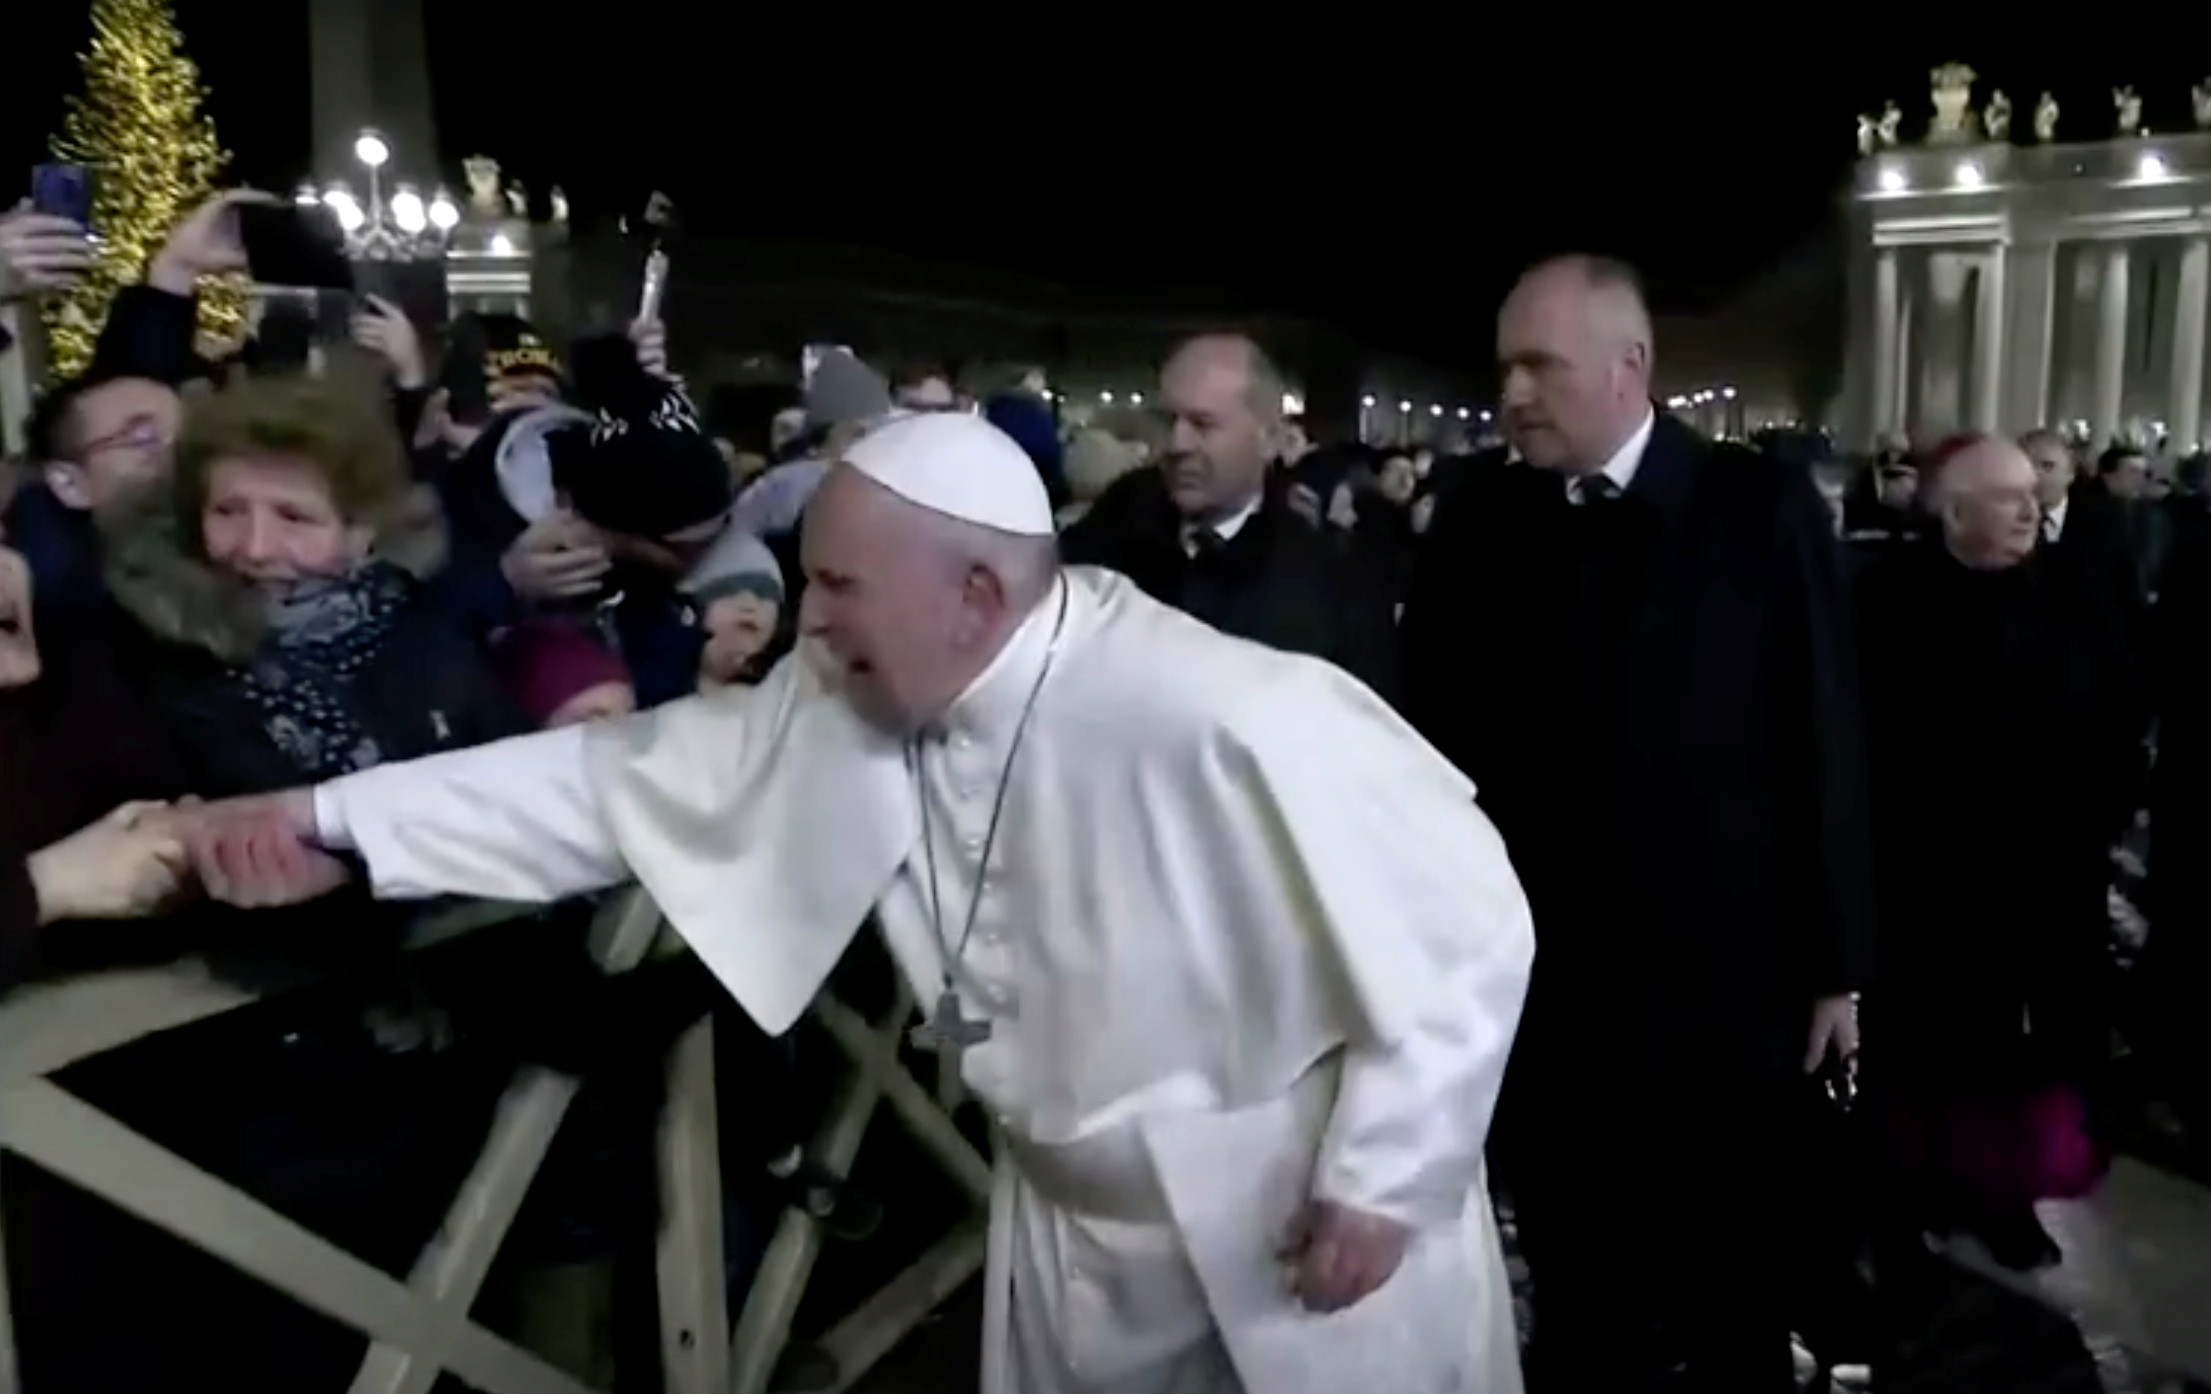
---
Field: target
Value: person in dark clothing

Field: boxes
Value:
[433,320,735,708]
[2159,452,2211,574]
[1350,449,1423,600]
[2022,427,2149,667]
[2141,531,2211,1156]
[2086,441,2174,598]
[1060,333,1399,700]
[1859,435,2141,1277]
[1399,256,1875,1392]
[983,390,1069,508]
[9,191,436,630]
[1841,455,1925,564]
[0,520,194,995]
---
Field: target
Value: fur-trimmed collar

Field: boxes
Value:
[103,485,449,665]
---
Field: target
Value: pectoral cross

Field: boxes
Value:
[910,989,991,1109]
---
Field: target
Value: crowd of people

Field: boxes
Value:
[0,184,2203,1394]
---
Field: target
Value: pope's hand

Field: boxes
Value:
[28,802,192,923]
[1279,1199,1411,1313]
[188,790,351,909]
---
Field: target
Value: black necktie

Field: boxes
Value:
[1573,474,1620,507]
[1186,525,1226,559]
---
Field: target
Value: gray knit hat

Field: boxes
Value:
[804,350,893,430]
[683,526,784,607]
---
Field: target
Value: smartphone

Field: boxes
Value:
[255,295,316,373]
[237,202,354,290]
[30,163,92,225]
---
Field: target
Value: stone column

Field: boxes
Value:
[1972,245,2007,432]
[2094,241,2132,444]
[1920,251,1970,434]
[1871,245,1901,439]
[2003,241,2057,431]
[309,0,438,188]
[2171,235,2210,451]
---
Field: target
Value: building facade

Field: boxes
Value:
[1844,69,2211,452]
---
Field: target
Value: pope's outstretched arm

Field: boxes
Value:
[317,723,628,902]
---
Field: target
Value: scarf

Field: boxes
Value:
[234,562,411,780]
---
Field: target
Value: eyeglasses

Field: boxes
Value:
[77,416,169,462]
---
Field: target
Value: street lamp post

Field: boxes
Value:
[299,128,459,264]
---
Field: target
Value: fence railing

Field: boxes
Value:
[0,888,990,1394]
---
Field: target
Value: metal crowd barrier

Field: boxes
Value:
[0,889,992,1394]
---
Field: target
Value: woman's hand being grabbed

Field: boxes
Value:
[28,802,193,923]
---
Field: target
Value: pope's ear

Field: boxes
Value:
[960,558,1013,617]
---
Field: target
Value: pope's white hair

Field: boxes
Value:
[911,501,1060,605]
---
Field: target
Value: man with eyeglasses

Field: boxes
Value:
[7,196,256,624]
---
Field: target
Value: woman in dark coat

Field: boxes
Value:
[104,367,525,799]
[35,367,529,1391]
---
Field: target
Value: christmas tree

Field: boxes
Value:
[42,0,243,376]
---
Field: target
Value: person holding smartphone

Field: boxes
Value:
[7,191,267,624]
[0,201,93,301]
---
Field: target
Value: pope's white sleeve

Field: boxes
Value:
[1250,687,1534,1232]
[1311,903,1529,1231]
[314,724,628,903]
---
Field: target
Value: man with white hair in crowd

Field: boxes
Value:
[190,410,1535,1392]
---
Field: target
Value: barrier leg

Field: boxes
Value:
[0,1155,18,1394]
[818,1221,988,1393]
[348,1066,588,1394]
[656,1014,730,1394]
[728,982,914,1394]
[0,1079,596,1394]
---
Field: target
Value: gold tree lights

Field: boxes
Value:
[42,0,243,374]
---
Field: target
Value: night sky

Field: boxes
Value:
[1,11,2196,366]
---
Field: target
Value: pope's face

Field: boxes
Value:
[798,467,983,734]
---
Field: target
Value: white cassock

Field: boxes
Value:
[313,566,1532,1394]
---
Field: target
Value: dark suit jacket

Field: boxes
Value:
[1060,468,1400,702]
[1401,414,1876,1090]
[2040,490,2150,660]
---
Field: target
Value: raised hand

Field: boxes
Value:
[501,507,611,603]
[351,293,428,388]
[0,203,95,299]
[146,188,279,296]
[629,316,675,383]
[187,791,352,909]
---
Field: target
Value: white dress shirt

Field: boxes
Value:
[2043,495,2069,542]
[1181,495,1260,556]
[1564,407,1657,505]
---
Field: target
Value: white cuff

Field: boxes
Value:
[311,783,354,851]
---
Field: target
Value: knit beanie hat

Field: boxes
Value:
[683,525,784,607]
[553,331,735,540]
[804,350,893,430]
[493,619,632,728]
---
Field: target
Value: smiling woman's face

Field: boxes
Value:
[0,523,41,689]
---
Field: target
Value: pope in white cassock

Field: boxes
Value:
[191,410,1535,1394]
